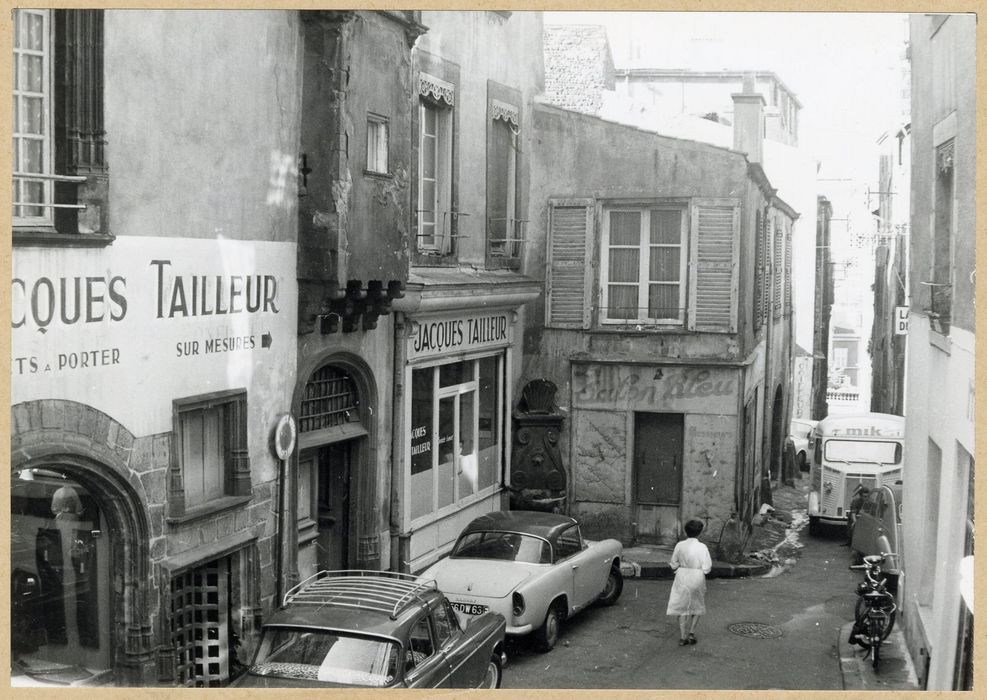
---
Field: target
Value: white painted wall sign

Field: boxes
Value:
[11,236,298,436]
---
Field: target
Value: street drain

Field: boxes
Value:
[728,622,784,639]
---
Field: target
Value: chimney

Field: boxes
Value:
[731,73,765,164]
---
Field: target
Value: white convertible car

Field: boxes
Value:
[421,510,623,651]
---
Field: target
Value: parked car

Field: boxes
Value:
[851,483,902,591]
[790,418,818,471]
[233,570,506,688]
[420,510,623,652]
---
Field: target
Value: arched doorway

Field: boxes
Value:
[11,467,111,680]
[293,356,379,580]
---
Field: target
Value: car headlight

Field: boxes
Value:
[512,591,525,617]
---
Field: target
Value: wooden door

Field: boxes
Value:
[316,442,351,571]
[633,413,684,546]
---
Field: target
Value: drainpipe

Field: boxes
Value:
[391,312,408,572]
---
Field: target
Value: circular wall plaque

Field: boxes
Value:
[273,413,297,461]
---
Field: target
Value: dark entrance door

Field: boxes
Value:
[633,413,684,546]
[316,441,352,571]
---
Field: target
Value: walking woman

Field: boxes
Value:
[666,519,713,645]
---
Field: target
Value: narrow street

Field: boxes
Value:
[503,522,857,690]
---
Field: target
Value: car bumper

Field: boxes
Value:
[506,624,533,636]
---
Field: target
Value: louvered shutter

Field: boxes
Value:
[688,199,740,332]
[546,200,594,329]
[774,215,784,318]
[754,209,764,329]
[784,222,792,314]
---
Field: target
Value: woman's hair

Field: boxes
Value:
[684,519,704,538]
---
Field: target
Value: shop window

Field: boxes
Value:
[171,390,250,517]
[366,114,389,176]
[417,72,456,257]
[486,99,523,268]
[408,355,503,523]
[601,207,687,324]
[13,9,109,245]
[10,469,111,677]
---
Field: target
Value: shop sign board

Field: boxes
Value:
[407,310,512,361]
[11,236,297,436]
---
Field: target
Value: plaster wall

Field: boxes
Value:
[106,10,301,243]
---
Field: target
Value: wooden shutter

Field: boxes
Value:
[773,215,783,318]
[546,200,594,329]
[784,222,792,314]
[688,199,740,332]
[754,209,764,329]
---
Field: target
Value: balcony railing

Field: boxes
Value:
[486,217,527,268]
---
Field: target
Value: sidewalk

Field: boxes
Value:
[837,621,921,690]
[619,544,771,579]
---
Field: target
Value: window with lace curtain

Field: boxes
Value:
[600,207,687,325]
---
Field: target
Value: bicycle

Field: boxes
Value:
[848,553,898,670]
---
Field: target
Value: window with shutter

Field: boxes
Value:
[784,221,792,315]
[754,209,764,330]
[688,199,740,332]
[773,216,784,319]
[600,206,687,325]
[546,200,594,329]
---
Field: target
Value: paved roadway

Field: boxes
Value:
[501,525,861,690]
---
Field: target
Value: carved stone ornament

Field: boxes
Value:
[491,99,519,127]
[419,73,455,106]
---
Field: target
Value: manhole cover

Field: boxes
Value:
[728,622,784,639]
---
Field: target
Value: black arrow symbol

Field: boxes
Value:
[261,332,272,348]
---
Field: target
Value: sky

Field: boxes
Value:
[545,11,911,223]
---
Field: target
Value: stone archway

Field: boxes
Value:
[285,352,382,590]
[11,401,155,686]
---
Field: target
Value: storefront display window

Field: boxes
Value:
[409,353,503,523]
[10,468,111,678]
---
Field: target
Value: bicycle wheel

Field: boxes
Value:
[869,621,882,670]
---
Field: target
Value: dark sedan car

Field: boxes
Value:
[233,570,506,688]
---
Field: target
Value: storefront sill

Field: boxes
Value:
[570,355,754,368]
[166,495,252,526]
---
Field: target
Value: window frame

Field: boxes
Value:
[407,352,505,527]
[12,8,111,247]
[416,77,455,256]
[486,96,522,267]
[600,204,688,326]
[169,388,252,522]
[13,8,54,228]
[366,113,390,176]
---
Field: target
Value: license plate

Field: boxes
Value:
[451,601,488,616]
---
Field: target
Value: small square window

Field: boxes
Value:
[171,389,250,518]
[367,115,389,175]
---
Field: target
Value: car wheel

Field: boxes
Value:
[534,601,563,652]
[478,654,503,689]
[597,567,623,606]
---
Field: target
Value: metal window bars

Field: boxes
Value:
[283,570,438,619]
[13,171,89,210]
[416,210,471,254]
[487,217,528,260]
[598,304,686,328]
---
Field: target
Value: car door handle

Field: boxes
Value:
[571,564,579,570]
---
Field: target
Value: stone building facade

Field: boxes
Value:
[522,81,797,548]
[11,9,300,686]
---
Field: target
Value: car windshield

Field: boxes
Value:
[249,627,398,686]
[824,439,900,464]
[451,530,551,563]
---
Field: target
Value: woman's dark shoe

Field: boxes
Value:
[687,634,697,645]
[678,638,690,646]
